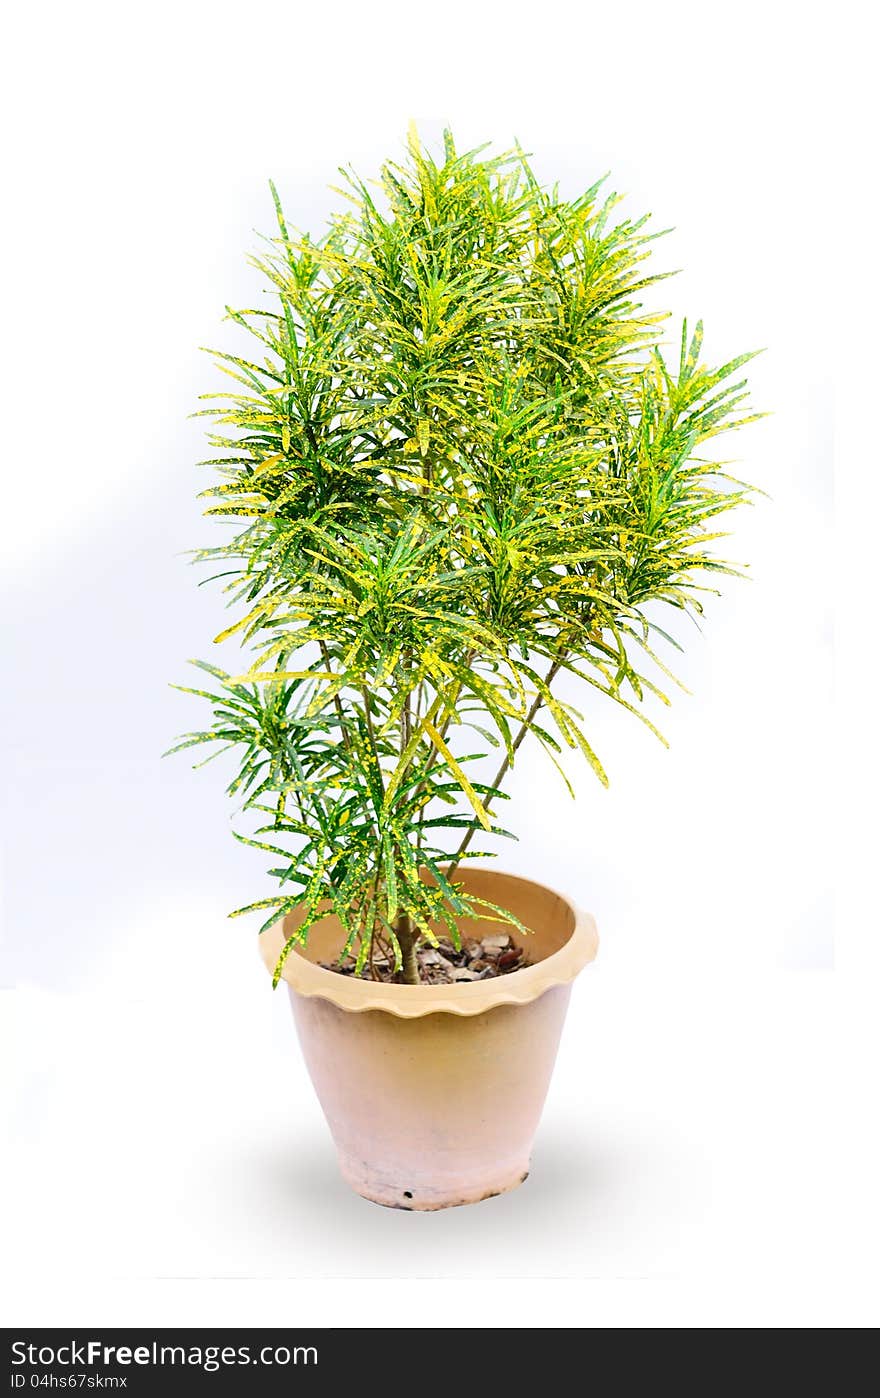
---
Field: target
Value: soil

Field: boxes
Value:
[318,931,528,984]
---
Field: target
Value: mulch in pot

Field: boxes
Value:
[319,931,527,984]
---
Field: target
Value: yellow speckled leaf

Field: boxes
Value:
[424,720,490,831]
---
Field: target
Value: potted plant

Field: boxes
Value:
[170,128,762,1210]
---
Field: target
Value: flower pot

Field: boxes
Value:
[259,867,598,1210]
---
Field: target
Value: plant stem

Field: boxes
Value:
[320,640,350,751]
[413,653,474,817]
[401,664,412,752]
[360,685,383,790]
[446,652,565,879]
[395,910,419,985]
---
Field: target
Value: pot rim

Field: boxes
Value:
[258,866,599,1018]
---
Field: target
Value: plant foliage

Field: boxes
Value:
[169,127,763,984]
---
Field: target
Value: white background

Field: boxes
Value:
[2,0,875,1329]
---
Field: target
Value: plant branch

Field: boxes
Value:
[359,685,384,799]
[414,651,475,803]
[446,651,566,879]
[320,640,350,750]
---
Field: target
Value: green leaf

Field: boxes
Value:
[423,720,491,831]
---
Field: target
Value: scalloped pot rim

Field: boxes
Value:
[258,868,599,1019]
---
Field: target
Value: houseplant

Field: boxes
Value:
[170,128,761,1209]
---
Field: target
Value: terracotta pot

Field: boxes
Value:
[259,867,598,1210]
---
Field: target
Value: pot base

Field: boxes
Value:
[337,1149,531,1211]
